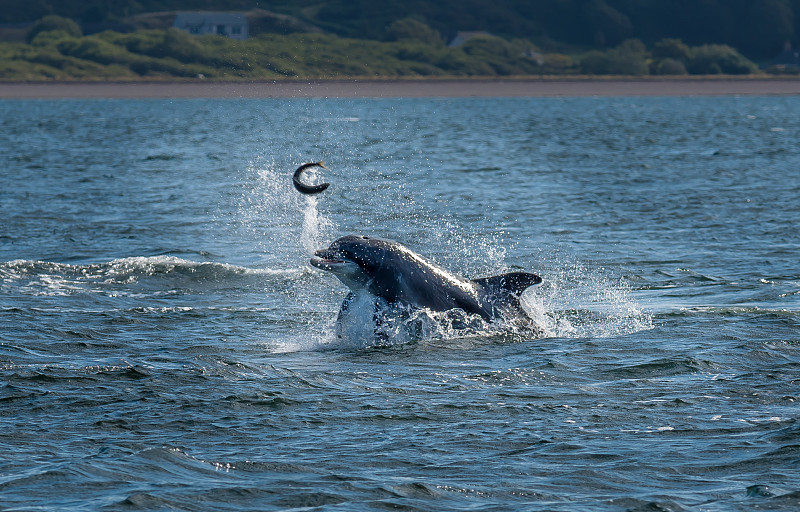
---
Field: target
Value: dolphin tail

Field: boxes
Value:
[472,272,542,326]
[472,272,542,296]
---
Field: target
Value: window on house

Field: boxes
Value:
[216,24,226,35]
[231,25,241,35]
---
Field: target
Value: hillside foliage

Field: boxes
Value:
[0,23,557,80]
[0,15,771,81]
[1,0,799,60]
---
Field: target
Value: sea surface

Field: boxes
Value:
[1,95,799,511]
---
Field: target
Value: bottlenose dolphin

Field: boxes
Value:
[311,235,542,337]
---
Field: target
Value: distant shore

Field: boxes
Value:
[1,77,800,99]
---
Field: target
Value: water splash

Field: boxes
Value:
[236,159,651,351]
[300,194,334,256]
[309,295,514,351]
[521,256,653,339]
[236,159,337,267]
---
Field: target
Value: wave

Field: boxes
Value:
[1,256,285,279]
[0,256,299,297]
[661,306,800,318]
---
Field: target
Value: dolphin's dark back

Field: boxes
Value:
[329,235,540,322]
[362,239,483,315]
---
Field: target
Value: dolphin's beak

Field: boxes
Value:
[310,249,345,271]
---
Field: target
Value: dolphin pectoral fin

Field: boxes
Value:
[334,292,355,339]
[293,162,330,195]
[336,292,355,321]
[472,272,542,296]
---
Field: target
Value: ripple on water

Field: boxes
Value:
[1,97,800,511]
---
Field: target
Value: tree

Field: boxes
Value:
[654,58,688,75]
[386,17,444,46]
[580,38,649,75]
[734,0,794,59]
[581,0,633,46]
[688,44,758,74]
[652,38,691,63]
[26,15,82,43]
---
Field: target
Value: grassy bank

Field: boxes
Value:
[0,21,789,82]
[1,26,565,81]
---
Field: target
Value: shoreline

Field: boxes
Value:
[1,77,800,99]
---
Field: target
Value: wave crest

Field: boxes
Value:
[1,256,293,297]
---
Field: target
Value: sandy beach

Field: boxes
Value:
[1,78,799,99]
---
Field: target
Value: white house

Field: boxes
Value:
[173,12,249,40]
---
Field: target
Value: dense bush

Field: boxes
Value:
[128,57,210,78]
[652,38,691,63]
[580,37,759,76]
[459,37,546,75]
[4,1,800,61]
[57,37,137,66]
[26,15,82,44]
[580,39,649,75]
[29,30,78,47]
[653,58,688,75]
[435,50,493,75]
[541,53,574,73]
[0,24,765,80]
[20,46,133,78]
[386,18,443,46]
[687,44,758,75]
[459,38,509,74]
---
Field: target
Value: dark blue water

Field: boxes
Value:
[1,96,799,511]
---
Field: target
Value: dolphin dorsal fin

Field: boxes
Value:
[472,272,542,296]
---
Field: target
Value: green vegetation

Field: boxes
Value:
[581,39,649,76]
[25,14,83,43]
[2,0,800,61]
[0,21,557,80]
[0,3,787,81]
[579,38,758,76]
